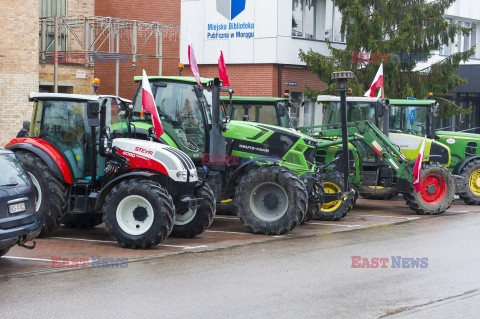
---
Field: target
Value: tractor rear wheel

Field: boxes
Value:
[15,151,68,236]
[404,163,455,215]
[359,186,398,200]
[0,248,10,257]
[235,166,307,235]
[62,213,103,229]
[170,183,216,238]
[458,159,480,205]
[315,171,352,221]
[103,179,175,249]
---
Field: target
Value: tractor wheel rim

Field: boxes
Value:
[420,174,446,205]
[321,182,342,212]
[468,169,480,196]
[249,182,288,222]
[116,195,154,236]
[28,173,42,211]
[175,207,197,226]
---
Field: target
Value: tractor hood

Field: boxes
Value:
[437,131,480,141]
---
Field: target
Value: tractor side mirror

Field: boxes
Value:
[277,102,287,117]
[376,98,389,117]
[433,102,440,117]
[87,101,100,127]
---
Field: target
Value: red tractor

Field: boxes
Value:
[6,93,215,249]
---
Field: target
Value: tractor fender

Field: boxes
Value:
[225,157,282,195]
[95,171,159,211]
[452,156,480,175]
[6,138,73,184]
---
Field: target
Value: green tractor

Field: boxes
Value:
[387,98,480,205]
[125,76,354,229]
[223,95,455,215]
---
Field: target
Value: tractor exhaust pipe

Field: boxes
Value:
[209,78,227,171]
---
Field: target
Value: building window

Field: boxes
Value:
[40,0,66,18]
[292,0,317,39]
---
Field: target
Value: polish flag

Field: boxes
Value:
[142,70,164,138]
[188,39,203,88]
[218,42,230,87]
[413,136,427,193]
[364,64,384,98]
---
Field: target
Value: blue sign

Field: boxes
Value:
[216,0,246,21]
[285,81,297,86]
[407,107,416,121]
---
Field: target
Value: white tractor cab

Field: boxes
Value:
[7,93,215,249]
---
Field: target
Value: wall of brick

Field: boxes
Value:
[181,64,326,98]
[0,0,39,146]
[94,0,181,99]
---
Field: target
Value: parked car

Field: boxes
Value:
[0,148,41,257]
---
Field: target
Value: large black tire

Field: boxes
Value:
[235,166,307,235]
[62,213,103,229]
[0,248,10,257]
[216,201,237,216]
[170,183,216,238]
[359,186,398,200]
[404,163,455,215]
[103,179,175,249]
[458,159,480,205]
[15,151,68,236]
[314,171,352,221]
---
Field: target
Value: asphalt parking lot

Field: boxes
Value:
[1,197,477,278]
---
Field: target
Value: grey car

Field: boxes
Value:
[0,148,41,257]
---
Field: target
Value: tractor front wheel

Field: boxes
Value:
[458,159,480,205]
[359,186,398,200]
[170,183,216,238]
[404,163,455,215]
[235,166,307,235]
[315,171,352,221]
[103,179,175,249]
[15,151,68,236]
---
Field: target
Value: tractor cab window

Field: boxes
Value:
[229,103,282,126]
[389,106,428,136]
[41,100,89,180]
[104,97,128,134]
[322,101,377,126]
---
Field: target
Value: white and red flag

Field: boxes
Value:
[142,70,164,138]
[413,136,427,193]
[188,39,203,88]
[217,41,230,87]
[364,64,384,98]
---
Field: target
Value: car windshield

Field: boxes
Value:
[389,105,428,136]
[0,153,29,187]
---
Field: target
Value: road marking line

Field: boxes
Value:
[49,237,117,243]
[214,216,238,220]
[305,222,361,228]
[158,244,208,249]
[357,214,419,220]
[49,237,207,250]
[3,256,52,262]
[205,230,253,235]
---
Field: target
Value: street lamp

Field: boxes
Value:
[331,71,355,192]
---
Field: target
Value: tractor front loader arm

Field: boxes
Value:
[305,121,415,184]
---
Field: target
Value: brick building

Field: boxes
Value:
[94,0,181,100]
[0,0,39,146]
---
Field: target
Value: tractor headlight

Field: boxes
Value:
[176,171,188,181]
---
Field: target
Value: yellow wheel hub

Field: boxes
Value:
[468,169,480,196]
[321,182,342,212]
